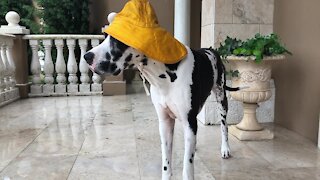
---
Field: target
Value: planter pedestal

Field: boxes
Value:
[227,55,284,141]
[229,103,274,140]
[229,125,274,141]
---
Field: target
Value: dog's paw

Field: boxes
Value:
[221,145,231,159]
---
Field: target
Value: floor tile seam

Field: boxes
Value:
[242,141,277,169]
[65,110,99,180]
[129,95,143,180]
[0,126,48,174]
[65,130,88,180]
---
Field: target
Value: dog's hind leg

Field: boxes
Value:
[213,86,231,159]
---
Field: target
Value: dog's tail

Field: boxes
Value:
[225,85,250,91]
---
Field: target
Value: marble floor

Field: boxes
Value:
[0,93,320,180]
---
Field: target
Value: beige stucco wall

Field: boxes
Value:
[273,0,320,143]
[89,0,201,49]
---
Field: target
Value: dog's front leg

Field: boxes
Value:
[182,117,197,180]
[155,106,175,180]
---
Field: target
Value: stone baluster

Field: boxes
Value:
[0,44,4,103]
[42,39,54,94]
[0,43,10,92]
[29,40,42,95]
[91,39,102,92]
[79,39,90,93]
[67,39,78,93]
[6,39,16,89]
[54,39,67,94]
[5,39,19,100]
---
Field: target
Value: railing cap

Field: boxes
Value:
[23,34,104,40]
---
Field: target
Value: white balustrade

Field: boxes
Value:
[0,44,10,91]
[79,39,90,93]
[55,39,67,93]
[91,39,102,92]
[0,43,5,94]
[6,40,16,89]
[29,39,42,94]
[43,39,54,94]
[24,35,104,96]
[67,39,78,93]
[0,33,19,106]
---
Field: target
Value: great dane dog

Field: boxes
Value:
[84,34,238,179]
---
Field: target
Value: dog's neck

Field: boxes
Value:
[135,58,174,93]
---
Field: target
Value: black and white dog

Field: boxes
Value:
[84,35,236,179]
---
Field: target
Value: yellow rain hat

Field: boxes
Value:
[104,0,187,64]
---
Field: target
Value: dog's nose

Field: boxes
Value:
[84,52,94,65]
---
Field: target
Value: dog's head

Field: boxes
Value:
[84,35,145,76]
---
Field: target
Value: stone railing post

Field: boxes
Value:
[66,39,78,93]
[90,39,102,92]
[55,39,67,94]
[6,39,16,89]
[0,44,5,93]
[43,39,54,94]
[29,40,42,95]
[79,39,90,93]
[0,44,10,91]
[0,11,30,98]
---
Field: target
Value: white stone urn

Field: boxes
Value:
[227,55,285,140]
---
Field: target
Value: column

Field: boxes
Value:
[0,11,30,98]
[174,0,191,46]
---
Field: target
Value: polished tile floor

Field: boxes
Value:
[0,92,320,180]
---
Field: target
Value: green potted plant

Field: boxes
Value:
[217,33,291,140]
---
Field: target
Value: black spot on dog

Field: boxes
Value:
[100,61,110,72]
[187,48,215,135]
[109,36,128,52]
[135,55,140,58]
[123,62,129,68]
[165,61,181,71]
[109,36,129,62]
[192,153,194,158]
[141,58,148,66]
[189,158,193,163]
[125,53,133,62]
[221,119,225,126]
[110,63,117,72]
[111,50,122,62]
[159,74,166,79]
[106,52,111,60]
[166,71,177,82]
[113,69,121,76]
[128,64,135,69]
[164,166,167,171]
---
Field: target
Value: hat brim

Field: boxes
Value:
[105,20,187,64]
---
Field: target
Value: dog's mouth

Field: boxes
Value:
[88,64,102,75]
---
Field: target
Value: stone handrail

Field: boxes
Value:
[0,33,20,106]
[23,34,105,96]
